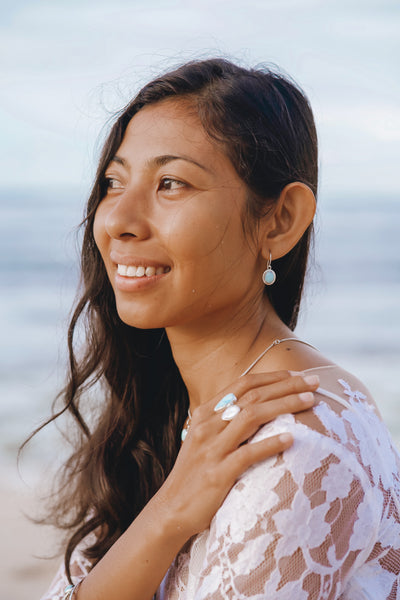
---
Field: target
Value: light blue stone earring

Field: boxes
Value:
[262,252,276,286]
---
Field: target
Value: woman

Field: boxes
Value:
[40,59,400,599]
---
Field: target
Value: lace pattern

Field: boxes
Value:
[41,367,400,599]
[40,539,93,600]
[160,369,400,599]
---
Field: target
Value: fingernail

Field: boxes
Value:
[299,391,314,403]
[303,375,320,386]
[279,432,293,443]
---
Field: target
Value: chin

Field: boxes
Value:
[117,312,163,330]
[114,302,168,330]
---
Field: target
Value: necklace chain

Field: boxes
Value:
[181,337,317,440]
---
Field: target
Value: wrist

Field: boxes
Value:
[148,485,195,548]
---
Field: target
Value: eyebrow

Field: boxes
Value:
[110,154,210,173]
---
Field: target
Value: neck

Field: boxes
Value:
[165,296,290,411]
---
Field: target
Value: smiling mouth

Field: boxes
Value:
[117,264,170,278]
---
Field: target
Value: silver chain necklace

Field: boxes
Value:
[181,337,317,441]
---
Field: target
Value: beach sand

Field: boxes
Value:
[0,483,61,600]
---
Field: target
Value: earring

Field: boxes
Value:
[262,252,276,286]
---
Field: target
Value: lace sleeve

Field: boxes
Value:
[40,544,92,600]
[191,411,381,599]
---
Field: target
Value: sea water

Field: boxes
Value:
[1,187,399,486]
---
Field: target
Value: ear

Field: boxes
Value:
[260,182,316,261]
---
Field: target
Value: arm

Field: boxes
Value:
[41,371,319,600]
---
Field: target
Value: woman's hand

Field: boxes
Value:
[154,370,320,539]
[77,370,319,600]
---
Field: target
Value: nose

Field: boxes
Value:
[103,188,151,240]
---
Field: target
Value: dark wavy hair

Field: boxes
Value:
[34,58,318,579]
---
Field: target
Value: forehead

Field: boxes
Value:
[118,100,234,174]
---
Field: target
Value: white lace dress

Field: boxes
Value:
[41,366,400,599]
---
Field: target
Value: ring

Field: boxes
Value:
[214,392,237,412]
[221,404,241,421]
[63,581,83,599]
[63,585,76,600]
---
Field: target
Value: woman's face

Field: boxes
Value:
[93,99,266,332]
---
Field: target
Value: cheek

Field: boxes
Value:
[163,202,241,266]
[92,206,107,257]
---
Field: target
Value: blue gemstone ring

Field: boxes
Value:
[214,392,238,413]
[63,585,76,600]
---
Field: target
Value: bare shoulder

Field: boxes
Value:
[255,337,336,373]
[253,338,380,434]
[295,363,381,434]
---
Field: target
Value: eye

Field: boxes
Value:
[159,177,186,192]
[105,177,124,190]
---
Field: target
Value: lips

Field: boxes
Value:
[117,264,170,278]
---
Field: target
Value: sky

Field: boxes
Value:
[0,0,399,195]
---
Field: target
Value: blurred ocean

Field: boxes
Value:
[1,187,400,487]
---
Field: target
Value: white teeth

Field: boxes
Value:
[117,264,168,278]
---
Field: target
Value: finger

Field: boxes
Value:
[238,374,320,409]
[224,432,294,480]
[218,391,314,451]
[201,371,293,419]
[203,372,319,421]
[207,373,318,437]
[223,369,294,400]
[192,373,319,442]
